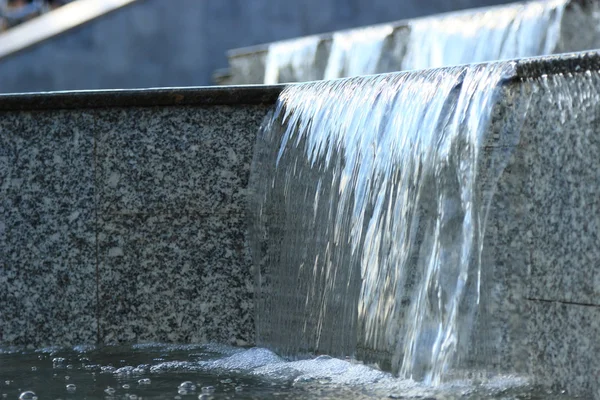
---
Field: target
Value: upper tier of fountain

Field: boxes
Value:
[216,0,600,84]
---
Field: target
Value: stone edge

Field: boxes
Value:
[0,85,286,110]
[1,50,599,111]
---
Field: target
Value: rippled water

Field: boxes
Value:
[0,344,577,399]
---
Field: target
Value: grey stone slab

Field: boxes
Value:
[526,300,600,398]
[95,105,270,345]
[97,211,254,345]
[0,110,97,347]
[520,70,600,306]
[462,66,600,394]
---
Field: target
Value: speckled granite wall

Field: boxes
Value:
[0,110,97,346]
[0,101,272,348]
[454,60,600,397]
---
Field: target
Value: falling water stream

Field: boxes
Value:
[264,37,321,84]
[262,0,567,83]
[249,62,519,384]
[402,0,566,71]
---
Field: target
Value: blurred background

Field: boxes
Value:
[0,0,513,93]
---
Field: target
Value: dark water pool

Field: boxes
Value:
[0,344,576,400]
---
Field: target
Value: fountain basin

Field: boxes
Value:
[1,52,599,398]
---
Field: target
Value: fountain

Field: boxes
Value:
[0,0,599,398]
[223,0,600,85]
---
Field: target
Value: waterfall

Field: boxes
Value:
[323,25,394,80]
[402,0,567,71]
[249,62,516,383]
[264,36,321,84]
[261,0,566,83]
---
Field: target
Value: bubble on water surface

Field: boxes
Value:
[201,386,215,394]
[115,366,136,375]
[18,392,36,400]
[177,381,196,394]
[66,384,76,392]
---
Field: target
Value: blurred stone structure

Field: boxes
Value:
[0,0,513,92]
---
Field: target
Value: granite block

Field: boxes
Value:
[527,299,600,398]
[95,105,270,345]
[0,110,97,347]
[521,71,600,306]
[95,106,266,215]
[97,211,254,345]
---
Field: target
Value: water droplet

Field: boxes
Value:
[104,387,116,395]
[4,381,9,386]
[30,366,37,372]
[234,386,243,392]
[19,392,36,400]
[66,384,76,392]
[198,395,210,400]
[65,375,70,380]
[66,364,73,370]
[201,386,215,394]
[138,378,151,385]
[179,381,196,390]
[129,395,138,400]
[122,384,130,389]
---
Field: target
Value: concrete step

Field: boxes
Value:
[1,51,599,398]
[220,0,600,85]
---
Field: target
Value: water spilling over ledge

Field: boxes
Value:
[249,62,522,383]
[227,0,590,85]
[262,0,566,83]
[401,0,566,71]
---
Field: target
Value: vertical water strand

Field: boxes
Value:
[402,0,567,71]
[249,62,515,380]
[264,36,321,84]
[396,64,514,384]
[323,25,394,80]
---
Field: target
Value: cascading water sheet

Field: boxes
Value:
[401,0,567,70]
[264,36,321,84]
[260,0,566,83]
[249,62,516,383]
[323,25,394,80]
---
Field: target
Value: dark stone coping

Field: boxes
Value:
[0,51,599,111]
[0,85,285,111]
[515,50,600,78]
